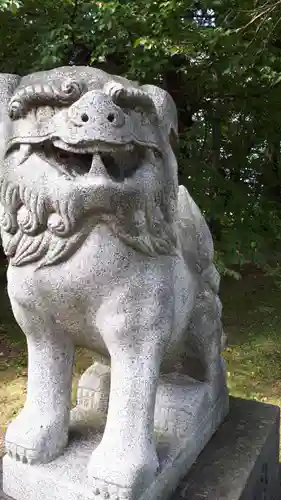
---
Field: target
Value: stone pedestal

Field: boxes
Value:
[171,397,280,500]
[1,397,280,500]
[2,383,229,500]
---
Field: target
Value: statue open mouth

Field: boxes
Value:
[48,140,145,182]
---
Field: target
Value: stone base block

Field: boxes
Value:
[1,398,280,500]
[171,397,281,500]
[2,383,228,500]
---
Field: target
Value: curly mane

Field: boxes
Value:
[0,150,179,268]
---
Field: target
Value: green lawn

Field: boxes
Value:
[1,262,281,454]
[221,267,281,408]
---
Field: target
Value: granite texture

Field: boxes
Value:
[0,66,228,499]
[1,398,280,500]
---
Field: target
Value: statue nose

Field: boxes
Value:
[80,112,90,124]
[68,96,126,128]
[67,107,91,127]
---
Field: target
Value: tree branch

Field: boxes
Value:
[235,0,281,33]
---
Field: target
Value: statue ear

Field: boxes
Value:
[140,84,178,150]
[0,73,21,163]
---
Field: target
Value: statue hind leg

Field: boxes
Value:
[153,283,228,438]
[185,286,227,386]
[5,299,75,464]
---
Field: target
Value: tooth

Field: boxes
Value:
[89,153,107,176]
[18,145,32,165]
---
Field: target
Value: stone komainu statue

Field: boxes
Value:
[0,67,228,500]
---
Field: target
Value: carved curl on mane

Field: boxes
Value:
[8,79,88,120]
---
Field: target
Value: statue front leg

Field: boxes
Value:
[87,287,172,497]
[5,299,74,464]
[87,347,161,496]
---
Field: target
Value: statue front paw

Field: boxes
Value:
[87,442,159,499]
[5,407,68,464]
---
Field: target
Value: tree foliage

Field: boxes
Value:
[1,0,281,275]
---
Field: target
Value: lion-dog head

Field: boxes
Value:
[0,67,180,268]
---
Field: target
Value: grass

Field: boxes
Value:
[1,262,281,454]
[221,267,281,408]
